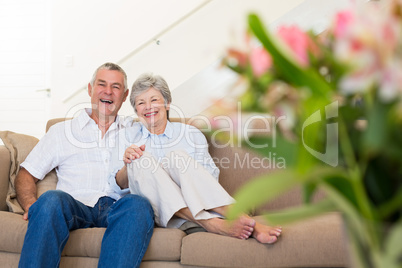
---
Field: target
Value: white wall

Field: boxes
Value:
[51,0,358,120]
[0,0,365,143]
[51,0,207,118]
[50,0,305,119]
[0,0,51,139]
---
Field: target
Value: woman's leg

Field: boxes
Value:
[127,152,187,227]
[211,205,282,244]
[166,151,282,243]
[163,151,258,239]
[129,151,280,243]
[163,150,235,219]
[175,207,255,240]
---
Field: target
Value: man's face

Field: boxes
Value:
[88,69,128,121]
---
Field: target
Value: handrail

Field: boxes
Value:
[63,0,213,103]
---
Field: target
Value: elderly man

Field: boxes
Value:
[15,63,154,268]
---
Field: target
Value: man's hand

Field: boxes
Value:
[21,200,35,221]
[22,204,32,221]
[124,144,146,165]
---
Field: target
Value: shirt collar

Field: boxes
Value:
[77,108,128,131]
[140,120,173,139]
[164,121,173,138]
[77,109,93,130]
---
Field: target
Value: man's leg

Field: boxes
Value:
[19,190,95,268]
[98,194,154,268]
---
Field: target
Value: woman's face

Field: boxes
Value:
[134,87,169,133]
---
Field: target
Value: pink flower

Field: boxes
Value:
[249,46,272,77]
[277,25,311,66]
[334,3,402,102]
[334,10,354,38]
[378,61,402,102]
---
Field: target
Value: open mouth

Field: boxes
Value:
[144,111,157,117]
[100,99,113,104]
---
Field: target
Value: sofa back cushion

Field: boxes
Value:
[0,131,58,213]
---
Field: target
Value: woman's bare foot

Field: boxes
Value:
[252,222,282,244]
[199,215,256,240]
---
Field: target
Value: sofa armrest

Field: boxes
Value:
[0,146,10,211]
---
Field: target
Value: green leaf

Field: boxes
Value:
[363,101,391,155]
[227,167,346,220]
[378,188,402,219]
[323,174,360,209]
[261,199,336,225]
[227,169,300,220]
[303,182,318,203]
[295,97,336,172]
[227,170,299,219]
[320,183,372,248]
[385,219,402,264]
[248,14,333,98]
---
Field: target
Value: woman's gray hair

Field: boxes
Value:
[130,73,172,114]
[90,62,128,91]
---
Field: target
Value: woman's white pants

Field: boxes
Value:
[126,151,235,228]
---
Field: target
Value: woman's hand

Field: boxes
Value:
[124,144,146,164]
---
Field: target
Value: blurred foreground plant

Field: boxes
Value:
[221,1,402,267]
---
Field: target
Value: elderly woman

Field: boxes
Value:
[113,73,282,243]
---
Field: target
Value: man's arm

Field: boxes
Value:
[15,168,39,220]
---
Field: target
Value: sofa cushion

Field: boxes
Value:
[0,131,58,213]
[62,227,186,261]
[0,211,27,253]
[0,211,186,263]
[142,228,186,261]
[181,213,347,267]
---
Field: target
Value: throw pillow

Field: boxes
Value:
[0,131,57,214]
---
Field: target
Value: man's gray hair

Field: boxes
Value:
[130,73,172,114]
[90,62,128,91]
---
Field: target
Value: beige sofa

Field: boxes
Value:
[0,118,349,268]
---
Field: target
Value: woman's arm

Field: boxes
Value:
[115,166,129,189]
[116,144,146,189]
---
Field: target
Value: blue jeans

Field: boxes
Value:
[19,190,154,268]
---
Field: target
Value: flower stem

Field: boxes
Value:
[338,115,380,249]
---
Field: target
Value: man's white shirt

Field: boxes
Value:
[21,109,135,207]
